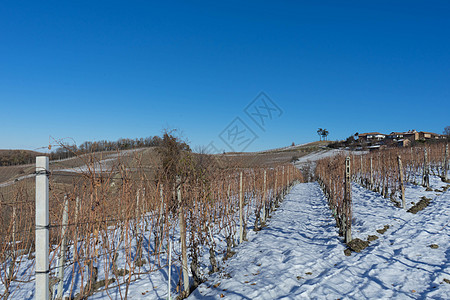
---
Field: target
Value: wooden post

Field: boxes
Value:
[423,148,429,188]
[35,156,49,300]
[274,168,278,206]
[74,196,80,242]
[157,184,165,252]
[344,157,352,243]
[135,189,140,220]
[12,204,16,258]
[282,166,285,197]
[287,165,290,188]
[288,165,294,186]
[443,144,448,181]
[142,187,146,213]
[370,156,373,190]
[360,156,363,185]
[56,194,69,299]
[239,172,244,244]
[398,156,406,209]
[262,170,267,223]
[135,189,143,265]
[381,161,387,198]
[74,197,80,224]
[287,165,289,190]
[177,178,189,295]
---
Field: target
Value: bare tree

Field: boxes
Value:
[444,126,450,138]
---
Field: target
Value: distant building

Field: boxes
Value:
[358,132,386,142]
[396,139,411,147]
[357,129,444,148]
[419,131,445,140]
[386,130,419,142]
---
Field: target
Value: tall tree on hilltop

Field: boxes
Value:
[317,128,323,141]
[321,129,329,141]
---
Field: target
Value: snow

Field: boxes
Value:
[189,179,449,299]
[294,149,368,168]
[0,173,35,188]
[2,174,449,299]
[54,148,145,173]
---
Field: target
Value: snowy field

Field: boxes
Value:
[2,175,449,299]
[294,149,367,168]
[189,179,450,299]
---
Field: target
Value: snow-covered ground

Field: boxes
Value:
[189,179,450,299]
[2,175,449,299]
[294,149,367,168]
[55,148,145,173]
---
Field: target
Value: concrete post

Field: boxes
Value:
[344,157,352,243]
[177,178,189,295]
[168,239,172,300]
[35,156,49,300]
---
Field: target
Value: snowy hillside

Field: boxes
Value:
[1,158,448,299]
[189,179,450,299]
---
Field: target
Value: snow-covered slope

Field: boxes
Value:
[2,177,448,299]
[294,149,367,168]
[189,180,450,299]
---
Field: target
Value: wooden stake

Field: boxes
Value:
[443,144,448,181]
[262,170,267,223]
[398,156,405,209]
[12,204,16,258]
[157,184,165,253]
[360,156,363,185]
[370,156,373,190]
[274,168,278,206]
[423,148,429,188]
[135,189,140,220]
[56,194,69,299]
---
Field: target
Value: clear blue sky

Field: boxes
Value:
[1,1,449,152]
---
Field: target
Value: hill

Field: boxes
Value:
[0,141,331,184]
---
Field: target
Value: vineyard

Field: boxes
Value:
[315,142,449,245]
[1,141,449,299]
[0,147,302,299]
